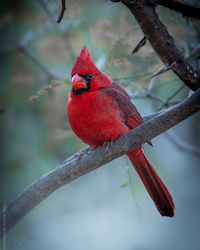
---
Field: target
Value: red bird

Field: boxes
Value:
[67,46,174,217]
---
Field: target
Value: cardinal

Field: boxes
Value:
[67,46,174,217]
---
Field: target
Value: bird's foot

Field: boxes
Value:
[73,146,92,162]
[103,140,114,151]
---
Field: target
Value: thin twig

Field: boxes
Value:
[151,61,177,78]
[132,36,146,54]
[158,84,186,110]
[57,0,66,23]
[119,0,200,90]
[18,46,60,81]
[165,131,200,157]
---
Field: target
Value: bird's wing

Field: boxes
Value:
[101,81,143,129]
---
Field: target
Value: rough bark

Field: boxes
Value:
[119,0,200,90]
[0,88,200,239]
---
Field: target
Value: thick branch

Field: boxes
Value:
[1,88,200,238]
[157,0,200,20]
[120,0,200,91]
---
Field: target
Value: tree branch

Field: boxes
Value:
[157,0,200,20]
[57,0,66,23]
[1,88,200,239]
[119,0,200,91]
[165,131,200,157]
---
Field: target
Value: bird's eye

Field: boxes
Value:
[87,73,93,79]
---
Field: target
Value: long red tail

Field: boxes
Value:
[127,148,174,217]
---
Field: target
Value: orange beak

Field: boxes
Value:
[71,74,87,90]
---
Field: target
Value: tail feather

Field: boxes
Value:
[127,148,174,217]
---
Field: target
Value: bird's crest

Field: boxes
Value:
[71,46,101,77]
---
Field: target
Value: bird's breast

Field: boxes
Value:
[67,90,129,147]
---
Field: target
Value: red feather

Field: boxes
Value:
[67,46,174,217]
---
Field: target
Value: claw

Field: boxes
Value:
[103,140,114,151]
[73,146,92,162]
